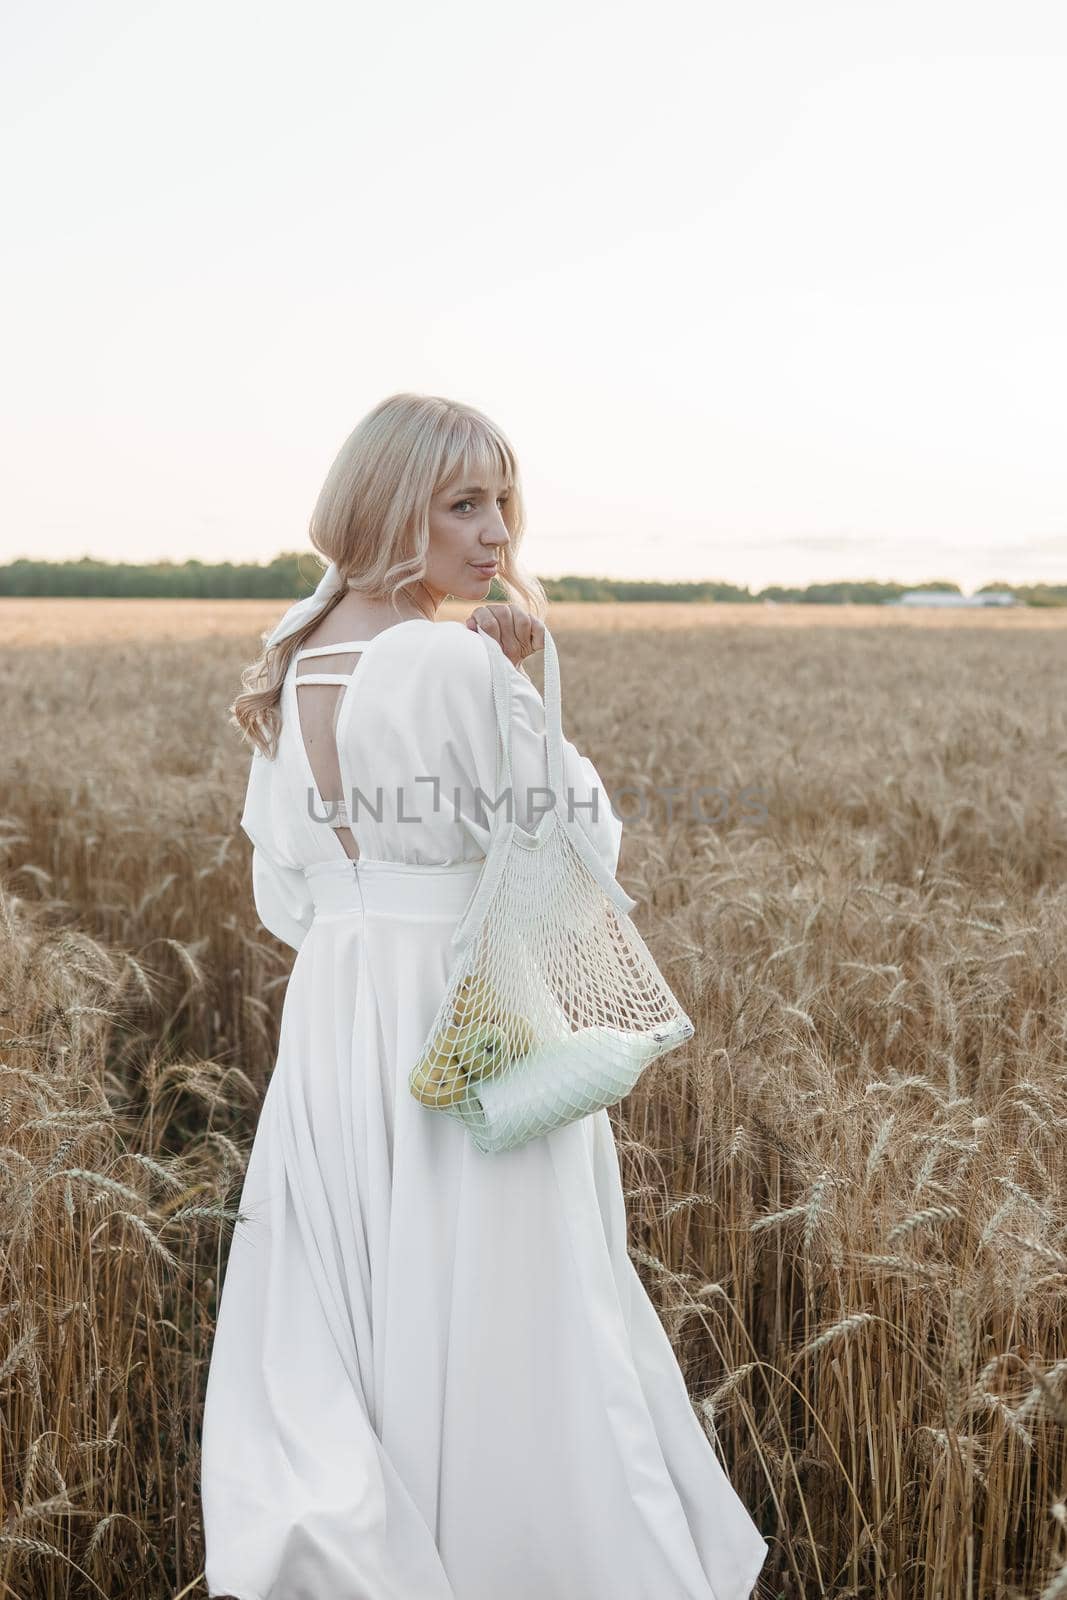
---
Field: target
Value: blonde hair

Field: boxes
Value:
[232,393,546,757]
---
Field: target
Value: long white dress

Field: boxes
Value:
[200,617,767,1600]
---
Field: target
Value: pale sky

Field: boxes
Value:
[2,0,1065,593]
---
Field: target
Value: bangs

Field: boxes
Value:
[437,412,516,495]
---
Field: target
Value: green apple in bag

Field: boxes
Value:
[410,974,536,1107]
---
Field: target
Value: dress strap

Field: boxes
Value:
[295,639,374,660]
[294,671,354,686]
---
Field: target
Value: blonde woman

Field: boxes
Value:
[199,393,767,1600]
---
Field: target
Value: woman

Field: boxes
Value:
[199,392,767,1600]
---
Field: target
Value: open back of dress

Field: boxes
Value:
[291,638,374,860]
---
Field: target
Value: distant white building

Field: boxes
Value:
[889,590,1020,607]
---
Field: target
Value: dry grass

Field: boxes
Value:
[1,598,1066,1598]
[4,594,1067,647]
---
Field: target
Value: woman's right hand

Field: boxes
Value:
[465,603,545,669]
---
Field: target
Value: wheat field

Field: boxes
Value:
[2,598,1066,1599]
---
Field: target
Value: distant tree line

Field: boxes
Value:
[0,554,317,599]
[0,555,1063,606]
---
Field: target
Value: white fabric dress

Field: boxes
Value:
[200,617,767,1600]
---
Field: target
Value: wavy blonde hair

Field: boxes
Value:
[232,392,547,758]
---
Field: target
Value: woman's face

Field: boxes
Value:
[423,472,512,605]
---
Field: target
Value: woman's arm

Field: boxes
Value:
[435,622,624,880]
[240,748,315,951]
[248,841,316,951]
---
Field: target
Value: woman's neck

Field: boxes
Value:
[339,579,440,629]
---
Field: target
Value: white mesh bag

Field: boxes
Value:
[407,623,694,1154]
